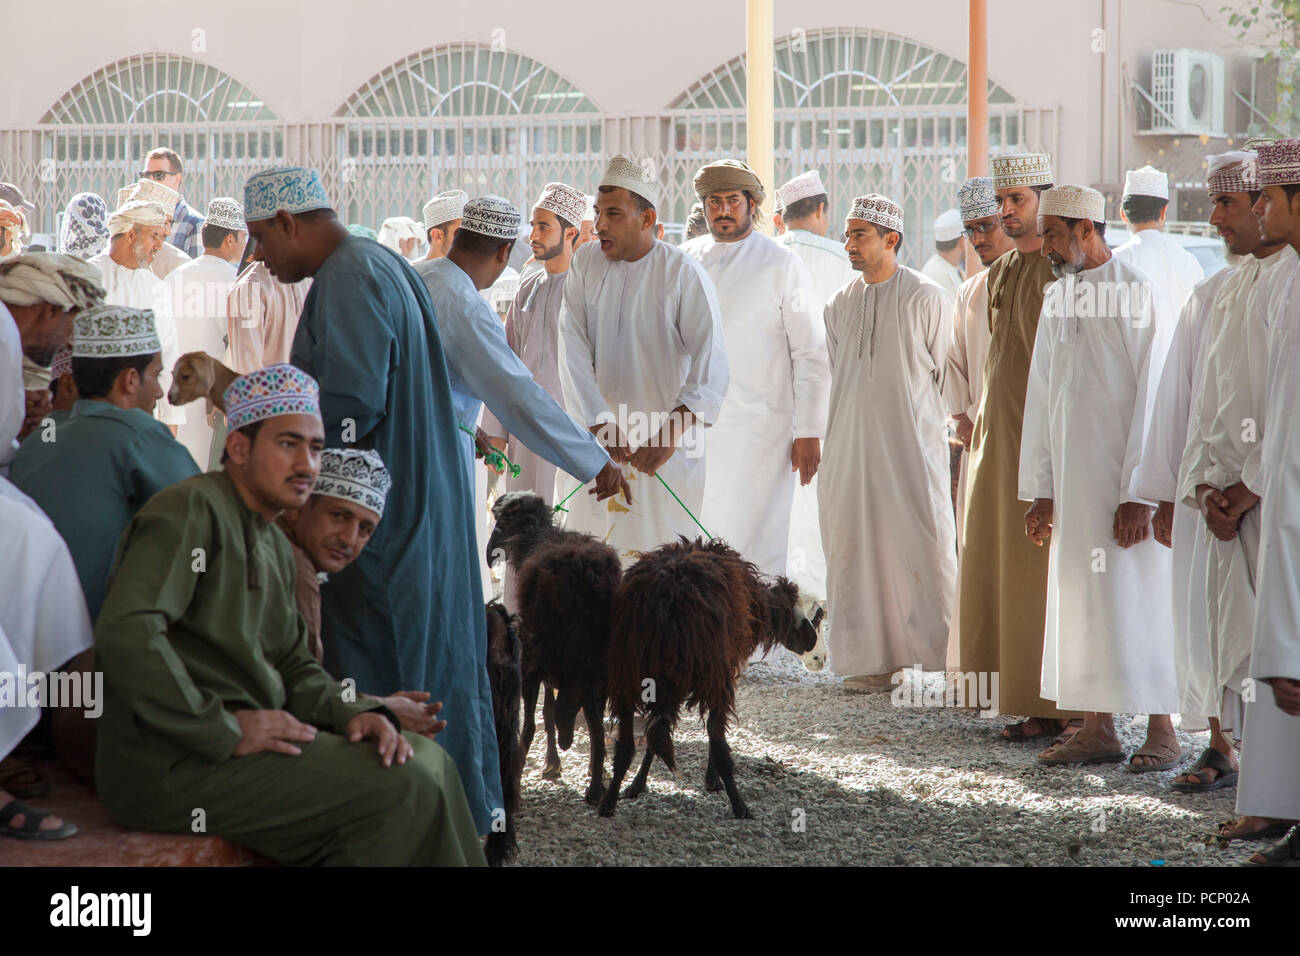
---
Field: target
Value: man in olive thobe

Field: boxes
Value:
[94,364,485,866]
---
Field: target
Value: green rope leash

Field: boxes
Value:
[551,470,713,541]
[458,424,521,479]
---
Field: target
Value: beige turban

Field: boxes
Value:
[693,159,767,205]
[0,252,106,311]
[108,200,168,236]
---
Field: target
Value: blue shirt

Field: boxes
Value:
[412,256,608,484]
[291,236,503,833]
[10,399,200,619]
[168,197,206,259]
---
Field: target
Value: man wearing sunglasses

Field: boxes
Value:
[142,147,205,259]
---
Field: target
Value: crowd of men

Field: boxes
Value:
[0,133,1298,867]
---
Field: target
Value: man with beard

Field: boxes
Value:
[1021,185,1178,769]
[682,160,827,582]
[959,153,1080,740]
[942,176,1014,666]
[1175,149,1294,841]
[1236,138,1300,864]
[480,183,600,509]
[89,200,185,432]
[819,194,954,691]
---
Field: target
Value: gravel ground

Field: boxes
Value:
[509,650,1257,867]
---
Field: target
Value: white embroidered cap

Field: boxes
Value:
[847,194,904,233]
[1122,164,1169,200]
[1039,184,1106,222]
[598,154,660,209]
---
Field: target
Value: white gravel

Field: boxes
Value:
[509,650,1257,866]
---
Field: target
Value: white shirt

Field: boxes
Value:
[921,252,963,306]
[1019,255,1176,713]
[89,251,185,426]
[682,230,829,576]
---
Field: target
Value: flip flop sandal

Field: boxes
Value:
[1214,819,1295,842]
[1037,732,1125,766]
[1000,718,1060,741]
[0,799,77,841]
[1125,740,1185,773]
[0,766,51,800]
[1171,747,1238,792]
[1245,827,1300,866]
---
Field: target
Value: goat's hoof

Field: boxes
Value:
[704,775,722,792]
[583,784,605,806]
[541,760,562,781]
[732,805,754,820]
[598,802,617,818]
[622,783,645,800]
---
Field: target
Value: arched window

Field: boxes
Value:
[340,43,598,117]
[44,53,277,124]
[333,43,602,229]
[671,27,1016,110]
[661,27,1052,258]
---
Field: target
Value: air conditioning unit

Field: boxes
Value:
[1150,49,1225,136]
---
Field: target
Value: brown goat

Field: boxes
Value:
[600,537,820,820]
[167,351,238,412]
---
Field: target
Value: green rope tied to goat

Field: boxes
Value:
[552,472,713,541]
[458,424,521,479]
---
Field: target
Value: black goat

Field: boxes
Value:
[601,537,820,820]
[484,601,522,865]
[486,492,621,806]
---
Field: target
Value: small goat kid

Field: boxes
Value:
[485,492,621,806]
[601,537,820,820]
[167,352,238,414]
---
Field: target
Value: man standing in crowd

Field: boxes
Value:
[558,154,729,564]
[683,159,827,579]
[820,194,954,692]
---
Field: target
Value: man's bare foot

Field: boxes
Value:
[1173,744,1237,787]
[1129,725,1181,769]
[1000,717,1064,740]
[0,790,71,835]
[1217,816,1295,841]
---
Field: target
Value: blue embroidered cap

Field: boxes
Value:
[243,166,332,222]
[957,177,998,222]
[224,363,321,430]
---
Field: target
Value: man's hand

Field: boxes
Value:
[628,405,695,476]
[1195,483,1238,541]
[18,389,51,440]
[1113,501,1153,548]
[589,422,630,464]
[1151,500,1174,549]
[952,413,974,449]
[1222,480,1261,519]
[1262,677,1300,716]
[346,711,413,767]
[591,460,633,503]
[791,437,821,486]
[1025,498,1053,546]
[231,709,317,757]
[381,691,447,738]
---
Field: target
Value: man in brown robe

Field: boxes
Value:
[959,152,1079,739]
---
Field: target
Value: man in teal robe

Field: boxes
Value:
[11,305,199,619]
[94,364,485,865]
[243,166,502,831]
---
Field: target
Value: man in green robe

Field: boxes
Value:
[959,153,1080,739]
[94,363,486,866]
[11,305,199,619]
